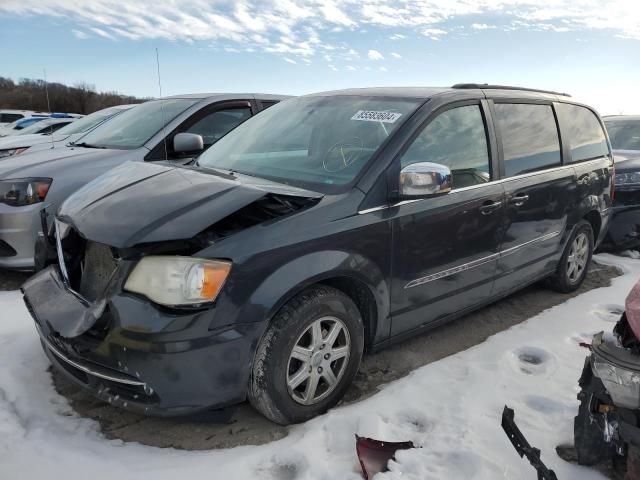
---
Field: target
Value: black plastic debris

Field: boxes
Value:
[502,405,558,480]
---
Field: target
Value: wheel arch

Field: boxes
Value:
[244,250,390,349]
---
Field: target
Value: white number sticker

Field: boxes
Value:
[351,110,402,123]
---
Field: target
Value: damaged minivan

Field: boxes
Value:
[23,85,614,424]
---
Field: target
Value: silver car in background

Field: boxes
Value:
[0,105,135,159]
[0,93,285,269]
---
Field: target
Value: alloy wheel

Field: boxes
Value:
[286,316,351,406]
[567,232,589,283]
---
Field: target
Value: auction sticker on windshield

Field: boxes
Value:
[351,110,402,123]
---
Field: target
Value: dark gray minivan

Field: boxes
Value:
[24,85,614,424]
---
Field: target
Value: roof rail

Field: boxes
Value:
[451,83,571,97]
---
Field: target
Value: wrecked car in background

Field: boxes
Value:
[23,85,613,425]
[575,277,640,475]
[0,93,284,269]
[601,116,640,251]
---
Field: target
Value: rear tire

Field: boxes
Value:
[248,285,364,425]
[546,220,594,293]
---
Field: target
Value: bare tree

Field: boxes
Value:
[0,76,146,113]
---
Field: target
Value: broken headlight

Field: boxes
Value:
[124,256,231,306]
[0,178,52,206]
[593,356,640,409]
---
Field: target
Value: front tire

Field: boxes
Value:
[248,285,364,425]
[547,220,594,293]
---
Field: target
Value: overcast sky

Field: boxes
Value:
[0,1,639,115]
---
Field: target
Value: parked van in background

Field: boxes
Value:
[0,93,286,269]
[23,85,614,425]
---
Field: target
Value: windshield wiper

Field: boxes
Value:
[195,164,238,179]
[72,142,106,149]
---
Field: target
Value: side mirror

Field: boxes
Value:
[173,133,204,154]
[399,162,452,199]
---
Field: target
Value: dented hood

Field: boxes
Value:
[58,161,321,248]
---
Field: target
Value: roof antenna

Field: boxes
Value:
[155,48,168,161]
[43,68,55,150]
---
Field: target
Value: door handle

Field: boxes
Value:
[479,200,502,215]
[510,194,529,207]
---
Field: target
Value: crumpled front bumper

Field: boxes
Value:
[23,265,266,416]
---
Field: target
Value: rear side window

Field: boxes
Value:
[494,103,561,177]
[44,122,71,134]
[557,104,609,162]
[399,105,491,189]
[606,119,640,150]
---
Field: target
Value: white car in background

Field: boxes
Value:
[2,117,76,137]
[0,109,48,127]
[0,105,134,159]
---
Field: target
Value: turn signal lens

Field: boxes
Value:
[184,262,232,301]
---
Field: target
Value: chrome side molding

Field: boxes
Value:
[403,230,561,289]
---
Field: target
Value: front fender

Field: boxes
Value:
[219,250,390,344]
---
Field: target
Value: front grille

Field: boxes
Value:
[0,239,17,257]
[56,220,118,302]
[79,242,118,302]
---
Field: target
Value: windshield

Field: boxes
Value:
[606,119,640,151]
[2,118,42,135]
[75,99,197,149]
[197,96,421,192]
[55,106,129,136]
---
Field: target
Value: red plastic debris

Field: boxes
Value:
[355,435,415,479]
[626,279,640,340]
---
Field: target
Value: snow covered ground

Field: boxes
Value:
[1,254,637,479]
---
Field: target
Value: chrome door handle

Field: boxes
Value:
[510,194,529,207]
[479,201,502,215]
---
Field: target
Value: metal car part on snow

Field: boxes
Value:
[574,278,640,471]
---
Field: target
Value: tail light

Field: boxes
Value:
[610,163,615,202]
